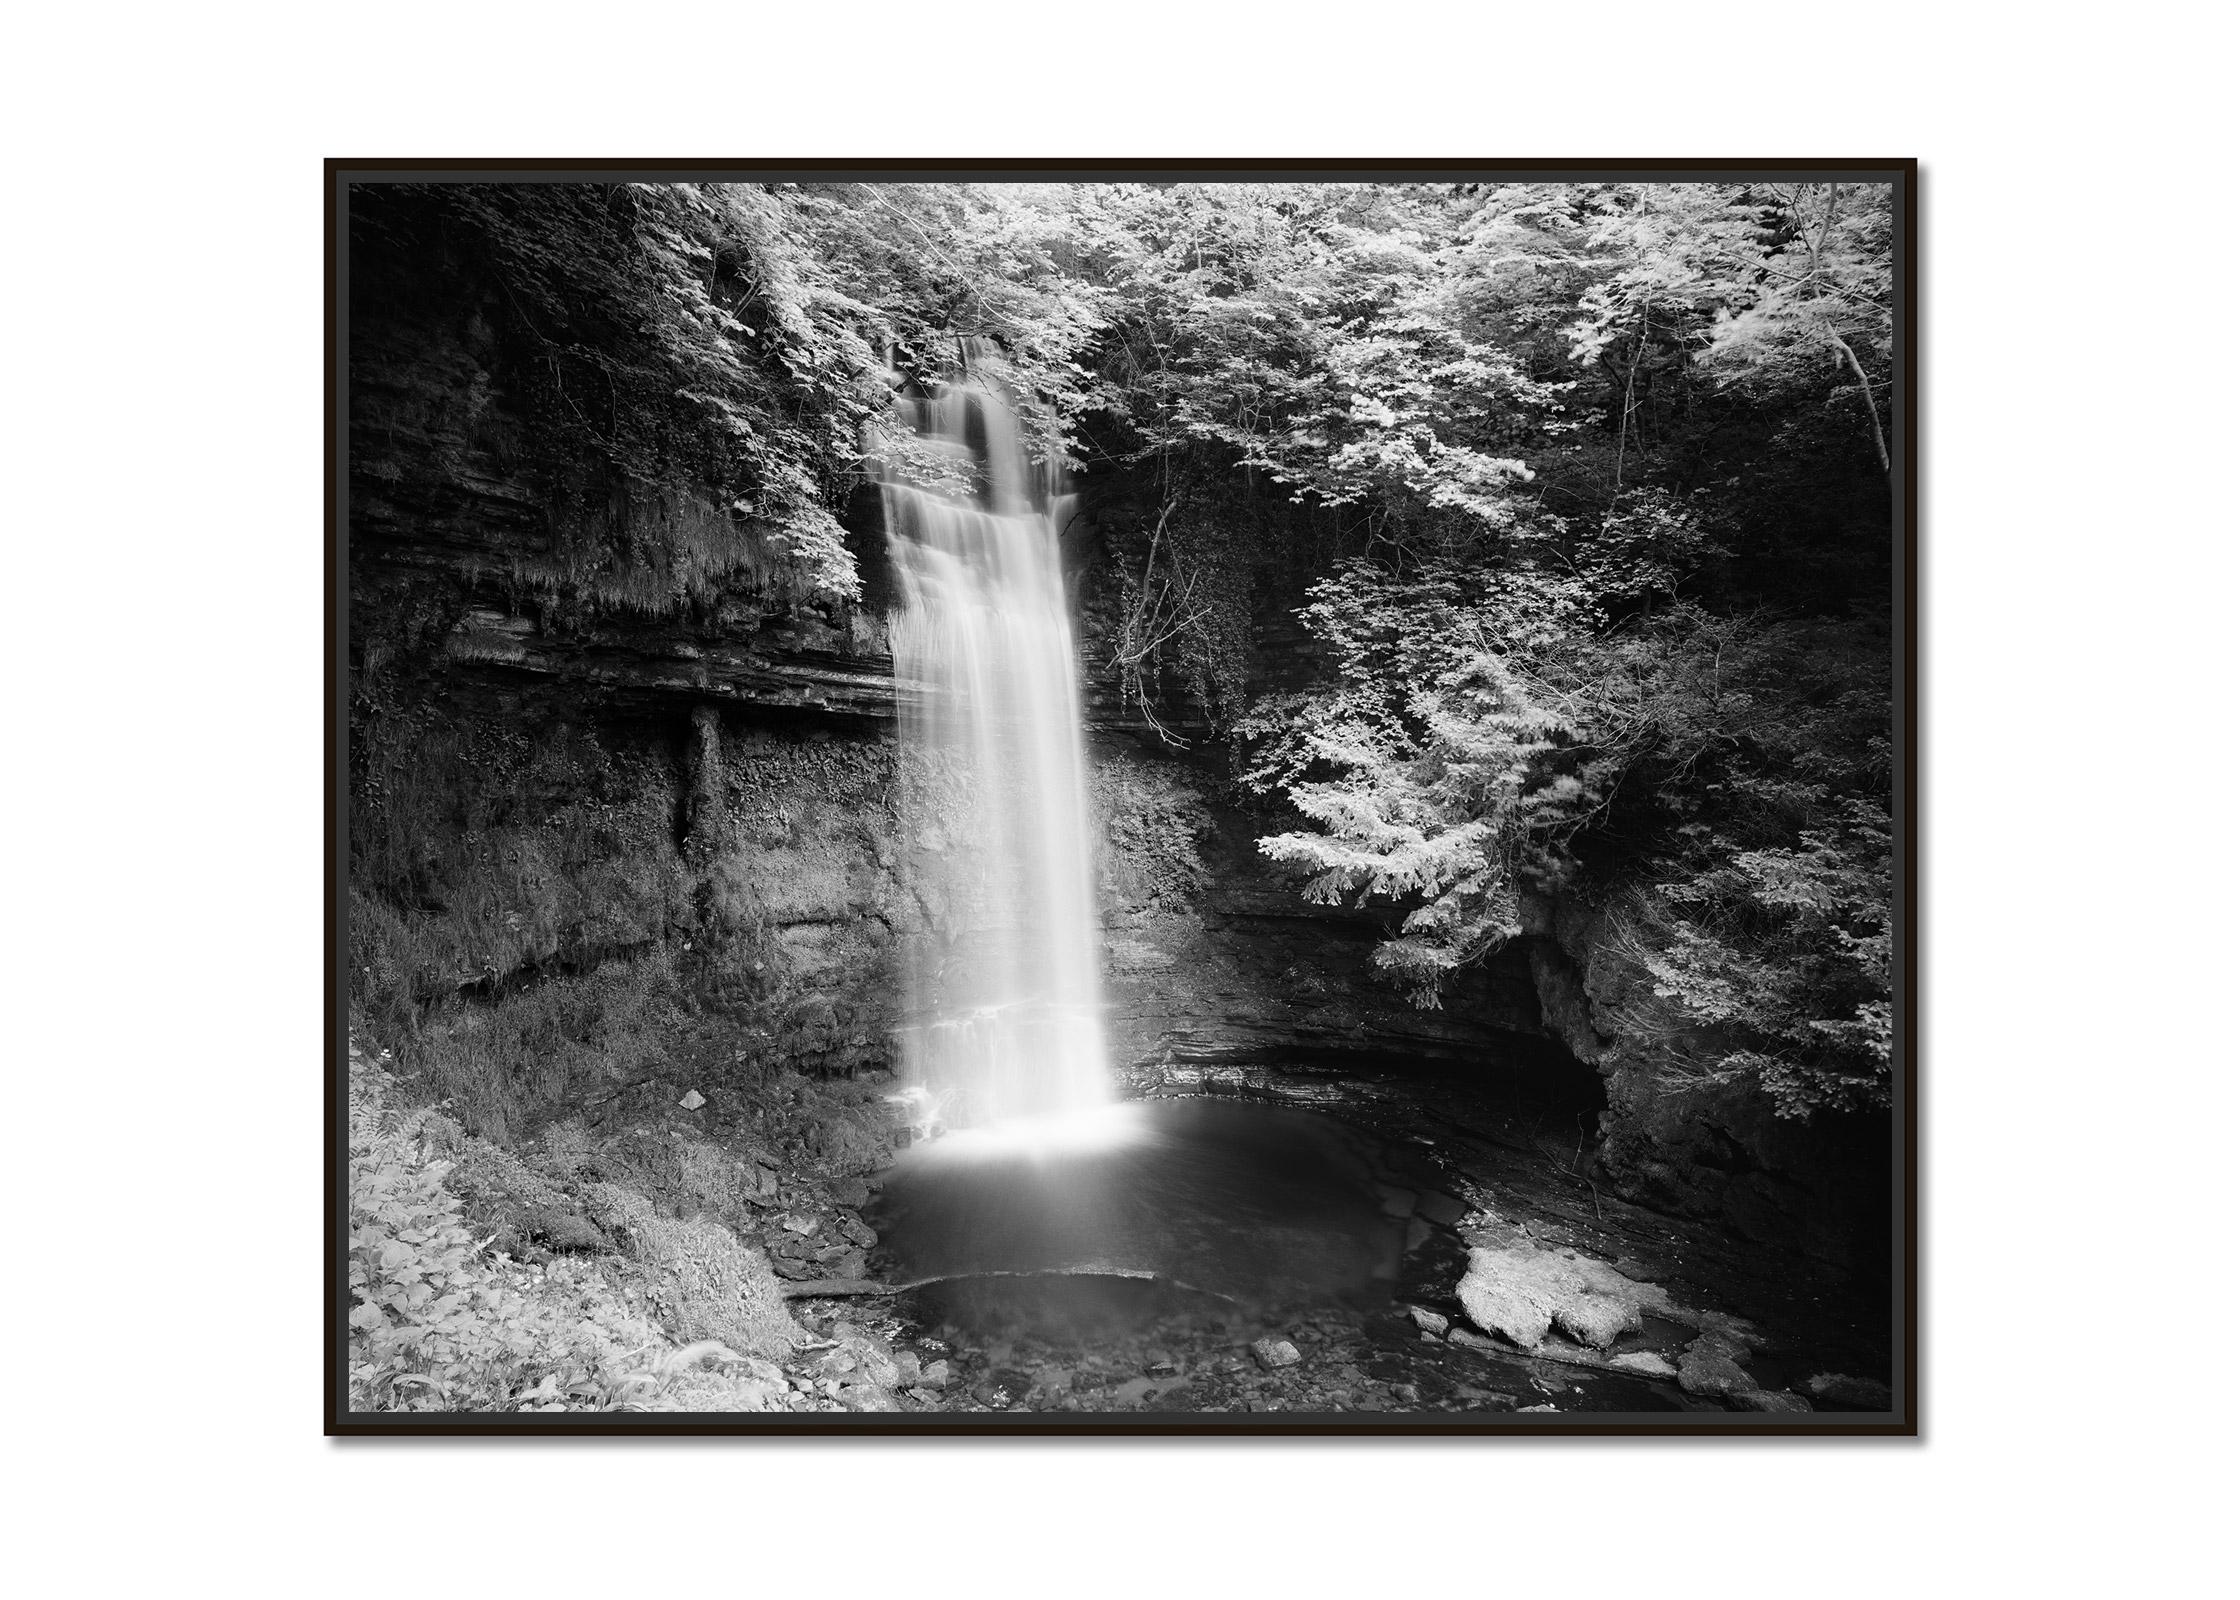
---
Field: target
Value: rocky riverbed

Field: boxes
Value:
[756,1063,1891,1419]
[350,1023,1890,1419]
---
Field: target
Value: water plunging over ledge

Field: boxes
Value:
[880,372,1111,1135]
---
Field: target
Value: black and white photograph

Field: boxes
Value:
[16,1,2240,1590]
[332,166,1912,1431]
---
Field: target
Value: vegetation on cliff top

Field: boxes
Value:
[1053,181,1894,1117]
[352,178,1894,1121]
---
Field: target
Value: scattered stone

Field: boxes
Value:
[1518,1403,1559,1413]
[1251,1337,1302,1369]
[1607,1351,1679,1380]
[836,1216,878,1249]
[1803,1373,1895,1411]
[1397,1299,1451,1335]
[1110,1376,1156,1408]
[1684,1311,1762,1353]
[678,1090,706,1111]
[891,1351,922,1388]
[919,1359,952,1389]
[1146,1352,1178,1376]
[1677,1341,1757,1402]
[831,1249,870,1279]
[1448,1328,1504,1355]
[781,1213,819,1236]
[830,1331,899,1389]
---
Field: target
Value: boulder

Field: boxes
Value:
[1607,1350,1678,1380]
[1457,1248,1563,1347]
[1251,1337,1302,1369]
[1677,1341,1757,1402]
[1554,1295,1641,1350]
[1458,1241,1654,1351]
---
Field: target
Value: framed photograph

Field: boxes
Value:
[328,159,1915,1435]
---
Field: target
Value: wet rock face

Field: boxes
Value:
[1520,892,1889,1270]
[691,725,921,1079]
[348,228,1559,1111]
[349,199,898,729]
[1089,745,1547,1075]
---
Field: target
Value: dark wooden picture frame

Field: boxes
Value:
[328,158,1917,1437]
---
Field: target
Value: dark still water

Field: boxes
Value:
[870,1098,1403,1332]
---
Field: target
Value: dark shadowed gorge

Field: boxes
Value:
[344,179,1898,1421]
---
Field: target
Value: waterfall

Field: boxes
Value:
[880,371,1111,1136]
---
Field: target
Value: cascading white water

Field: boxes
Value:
[880,370,1111,1136]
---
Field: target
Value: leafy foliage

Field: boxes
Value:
[1241,560,1590,998]
[350,179,1898,1131]
[346,1045,795,1413]
[353,182,1112,613]
[1620,792,1891,1117]
[1238,550,1890,1115]
[1028,180,1902,1121]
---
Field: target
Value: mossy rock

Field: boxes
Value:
[585,1182,801,1360]
[443,1136,611,1255]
